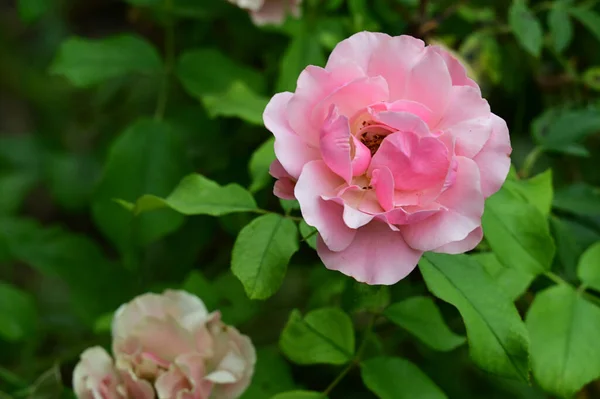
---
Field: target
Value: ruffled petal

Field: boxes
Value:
[326,31,391,72]
[473,114,512,198]
[432,226,483,254]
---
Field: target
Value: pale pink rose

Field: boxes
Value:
[73,346,154,399]
[155,353,214,399]
[265,32,512,285]
[228,0,302,26]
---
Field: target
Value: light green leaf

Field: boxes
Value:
[280,308,355,365]
[508,0,543,57]
[232,214,299,300]
[277,26,325,92]
[526,284,600,397]
[569,8,600,44]
[532,108,600,154]
[133,174,258,216]
[482,187,555,276]
[0,282,37,342]
[93,312,114,334]
[577,242,600,292]
[249,138,275,193]
[299,220,317,250]
[203,81,269,125]
[360,357,447,399]
[504,169,553,217]
[271,392,326,399]
[420,253,530,381]
[241,347,297,399]
[553,183,600,216]
[92,119,188,252]
[548,1,573,53]
[472,253,534,301]
[582,67,600,91]
[383,296,466,351]
[50,35,162,87]
[18,0,51,22]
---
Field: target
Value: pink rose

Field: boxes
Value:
[73,347,154,399]
[265,32,511,285]
[227,0,302,26]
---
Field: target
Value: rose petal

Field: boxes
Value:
[430,45,479,90]
[371,167,394,211]
[320,107,352,182]
[473,114,512,198]
[326,31,391,72]
[432,226,483,254]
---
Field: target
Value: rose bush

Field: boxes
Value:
[73,290,256,399]
[266,32,511,285]
[227,0,302,25]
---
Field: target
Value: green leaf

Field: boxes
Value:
[482,187,555,276]
[0,282,37,342]
[582,67,600,91]
[553,183,600,216]
[248,138,275,193]
[342,282,390,313]
[419,253,530,381]
[133,174,258,216]
[203,81,269,125]
[508,0,543,57]
[92,119,188,252]
[18,0,51,22]
[471,253,534,301]
[383,296,466,351]
[280,308,355,365]
[526,284,600,397]
[182,270,220,310]
[45,152,99,211]
[299,220,317,250]
[533,108,600,154]
[271,392,326,399]
[577,242,600,292]
[0,172,36,215]
[277,26,326,92]
[232,214,299,300]
[548,1,573,53]
[360,357,447,399]
[50,35,162,87]
[241,347,297,399]
[569,8,600,44]
[504,169,553,217]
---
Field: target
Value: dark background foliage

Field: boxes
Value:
[2,0,600,398]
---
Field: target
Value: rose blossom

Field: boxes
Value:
[111,290,256,399]
[265,32,511,285]
[227,0,302,26]
[72,347,154,399]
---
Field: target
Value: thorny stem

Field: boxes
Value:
[322,313,378,396]
[154,0,175,121]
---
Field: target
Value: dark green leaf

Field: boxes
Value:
[50,35,162,87]
[280,308,355,365]
[569,8,600,44]
[526,284,600,397]
[277,26,326,92]
[420,253,530,381]
[482,187,555,276]
[299,220,317,250]
[249,137,275,193]
[232,214,299,300]
[383,296,466,351]
[45,152,99,211]
[577,242,600,292]
[533,108,600,154]
[0,172,36,215]
[553,183,600,216]
[508,0,543,57]
[213,272,260,326]
[92,119,188,252]
[342,282,390,313]
[133,174,258,216]
[241,347,297,399]
[182,270,220,310]
[548,1,573,53]
[471,253,534,301]
[18,0,51,22]
[0,282,37,342]
[203,81,269,125]
[271,392,326,399]
[361,356,447,399]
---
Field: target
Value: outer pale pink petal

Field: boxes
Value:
[320,107,352,182]
[342,205,374,229]
[473,114,512,198]
[405,48,453,124]
[369,131,450,192]
[295,160,356,251]
[432,227,483,254]
[264,92,320,178]
[371,167,394,211]
[317,221,423,285]
[326,31,391,72]
[155,353,213,399]
[73,347,125,399]
[430,45,479,90]
[367,35,426,100]
[401,157,484,251]
[269,160,296,200]
[435,86,492,157]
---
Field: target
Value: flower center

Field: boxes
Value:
[358,125,394,156]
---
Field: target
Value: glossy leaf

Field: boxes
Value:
[577,242,600,292]
[420,253,530,381]
[280,308,355,365]
[526,284,600,397]
[384,296,466,351]
[471,253,534,301]
[504,169,553,217]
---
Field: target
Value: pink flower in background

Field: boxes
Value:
[228,0,302,26]
[265,32,512,285]
[72,347,154,399]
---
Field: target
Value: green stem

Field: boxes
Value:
[154,0,175,121]
[520,147,542,178]
[544,271,567,286]
[322,314,377,396]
